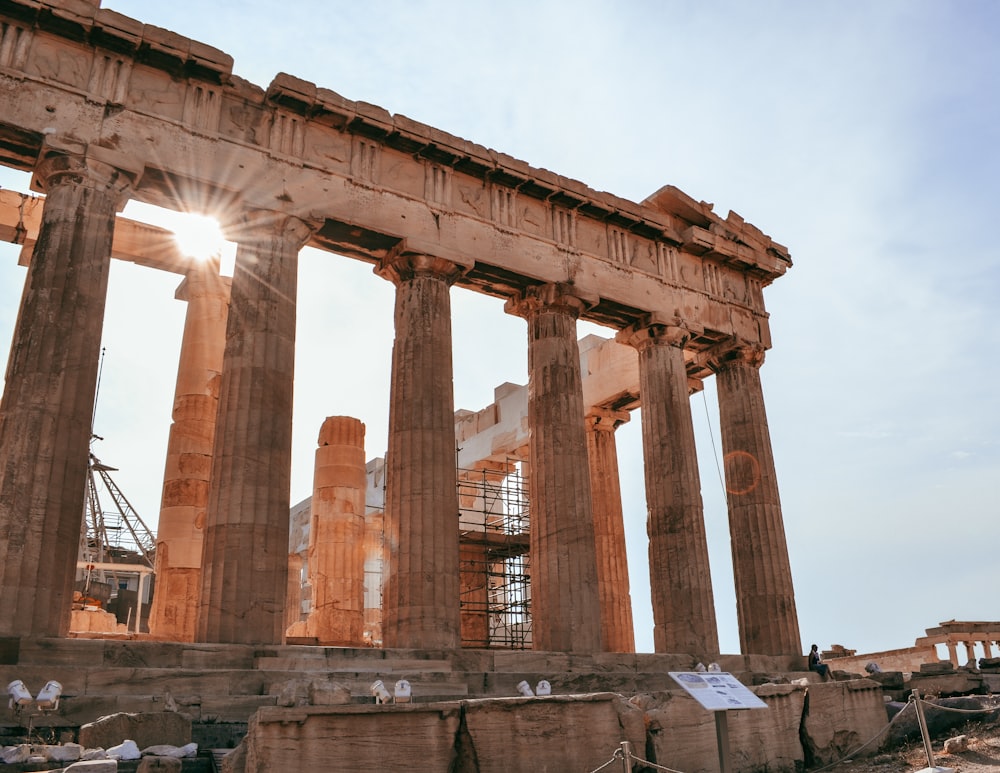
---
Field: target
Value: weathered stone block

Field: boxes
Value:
[801,680,886,766]
[64,760,117,772]
[138,757,182,772]
[78,711,191,750]
[908,671,985,696]
[867,670,905,689]
[462,693,642,773]
[243,704,461,772]
[41,742,83,761]
[646,686,805,773]
[943,734,968,754]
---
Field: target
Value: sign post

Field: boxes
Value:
[670,672,769,773]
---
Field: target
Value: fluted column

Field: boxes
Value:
[306,416,367,645]
[149,259,230,641]
[0,142,137,637]
[377,252,466,649]
[506,283,602,653]
[618,318,719,655]
[197,210,313,644]
[586,408,635,653]
[709,341,801,656]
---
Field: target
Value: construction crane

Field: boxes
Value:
[74,348,157,634]
[81,446,157,570]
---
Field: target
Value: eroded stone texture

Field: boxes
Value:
[506,283,602,653]
[585,409,635,653]
[378,253,465,649]
[0,141,136,638]
[149,259,230,642]
[243,705,461,772]
[642,684,807,773]
[305,416,367,646]
[462,694,644,773]
[800,680,887,766]
[618,320,718,655]
[710,342,801,656]
[197,211,313,645]
[78,710,191,751]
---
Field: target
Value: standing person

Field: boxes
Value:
[808,644,832,680]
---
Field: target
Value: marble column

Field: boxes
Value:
[618,319,719,655]
[377,252,465,649]
[710,342,801,656]
[149,259,230,641]
[306,416,367,646]
[506,283,602,653]
[197,210,313,644]
[0,142,137,637]
[586,408,635,653]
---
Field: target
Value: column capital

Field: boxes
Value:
[375,249,470,286]
[616,314,703,351]
[175,257,231,303]
[704,338,766,372]
[585,406,631,432]
[32,139,142,210]
[221,209,316,249]
[504,282,597,319]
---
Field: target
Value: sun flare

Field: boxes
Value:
[172,213,227,264]
[120,201,236,276]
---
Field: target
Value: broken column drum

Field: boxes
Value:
[0,0,799,655]
[305,416,367,646]
[149,258,230,642]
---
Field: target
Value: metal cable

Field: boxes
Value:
[918,698,999,715]
[585,752,624,773]
[624,752,688,773]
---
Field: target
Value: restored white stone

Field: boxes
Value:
[107,740,142,760]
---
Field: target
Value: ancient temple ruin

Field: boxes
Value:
[0,0,801,658]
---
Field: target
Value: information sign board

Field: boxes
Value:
[669,672,768,711]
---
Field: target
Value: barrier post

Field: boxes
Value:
[619,740,632,772]
[715,711,732,773]
[911,688,936,769]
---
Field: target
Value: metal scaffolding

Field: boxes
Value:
[457,461,531,649]
[81,451,156,570]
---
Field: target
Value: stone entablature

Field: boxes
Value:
[0,0,788,359]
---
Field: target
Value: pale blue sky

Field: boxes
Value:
[1,0,997,656]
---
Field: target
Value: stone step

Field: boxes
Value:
[253,655,455,673]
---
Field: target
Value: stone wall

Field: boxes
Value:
[227,682,888,773]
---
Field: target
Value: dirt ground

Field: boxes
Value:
[823,716,1000,772]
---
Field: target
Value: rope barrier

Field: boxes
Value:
[625,751,687,772]
[584,753,623,773]
[919,699,1000,715]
